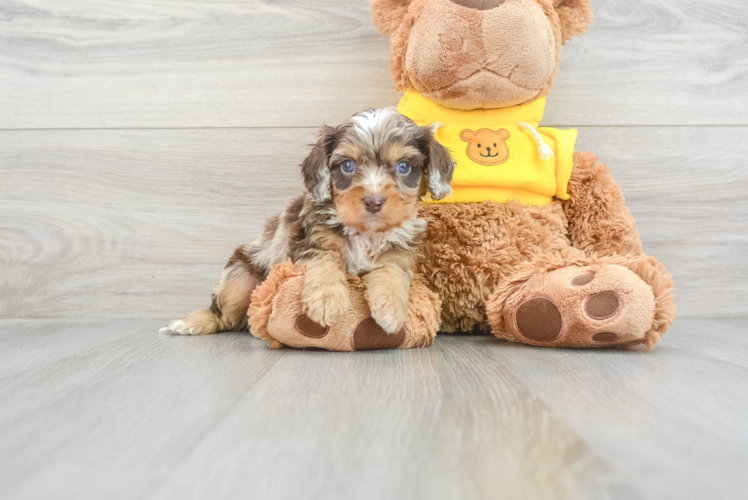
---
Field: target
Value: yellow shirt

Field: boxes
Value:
[397,91,578,206]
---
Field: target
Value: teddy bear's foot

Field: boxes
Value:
[487,253,676,349]
[506,265,654,348]
[247,261,440,351]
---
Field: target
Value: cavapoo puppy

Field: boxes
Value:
[162,109,455,337]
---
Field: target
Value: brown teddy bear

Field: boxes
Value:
[248,0,676,350]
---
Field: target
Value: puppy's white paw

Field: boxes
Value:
[368,293,407,334]
[301,280,351,327]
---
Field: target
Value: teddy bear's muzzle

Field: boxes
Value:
[404,0,558,109]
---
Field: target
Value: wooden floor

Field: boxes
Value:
[0,319,746,500]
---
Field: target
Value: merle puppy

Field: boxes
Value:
[163,109,454,336]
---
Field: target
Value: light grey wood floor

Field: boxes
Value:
[0,319,746,500]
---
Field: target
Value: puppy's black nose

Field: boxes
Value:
[363,196,385,214]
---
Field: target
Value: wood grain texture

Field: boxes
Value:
[0,318,746,500]
[0,0,746,129]
[1,126,746,319]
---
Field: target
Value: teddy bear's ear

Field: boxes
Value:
[370,0,412,36]
[460,129,476,142]
[497,129,510,140]
[553,0,594,43]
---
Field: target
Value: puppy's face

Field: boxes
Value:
[302,109,455,233]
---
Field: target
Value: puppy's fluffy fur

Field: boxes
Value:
[163,109,454,336]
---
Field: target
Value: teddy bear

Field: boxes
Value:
[248,0,676,350]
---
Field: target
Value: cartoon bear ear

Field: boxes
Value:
[553,0,594,43]
[497,129,510,140]
[370,0,412,36]
[460,129,476,142]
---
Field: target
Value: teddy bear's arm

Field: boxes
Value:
[562,152,643,257]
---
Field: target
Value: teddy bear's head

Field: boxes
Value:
[371,0,593,110]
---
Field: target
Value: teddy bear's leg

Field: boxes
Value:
[481,150,674,349]
[247,261,440,351]
[563,151,645,257]
[484,151,678,350]
[486,249,675,349]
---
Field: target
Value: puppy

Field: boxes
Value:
[163,109,454,336]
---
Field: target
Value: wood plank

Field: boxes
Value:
[1,126,746,319]
[481,318,748,500]
[0,319,623,500]
[149,334,626,500]
[0,319,155,378]
[0,320,285,500]
[0,319,746,499]
[0,0,746,129]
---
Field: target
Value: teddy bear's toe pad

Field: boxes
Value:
[585,292,620,320]
[294,314,330,339]
[571,273,596,286]
[592,332,619,342]
[515,297,563,342]
[353,317,406,350]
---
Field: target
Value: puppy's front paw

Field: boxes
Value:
[301,280,351,327]
[368,291,407,335]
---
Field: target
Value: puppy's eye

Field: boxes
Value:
[342,160,356,174]
[397,161,411,175]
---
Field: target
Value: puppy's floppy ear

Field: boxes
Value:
[370,0,412,36]
[301,124,339,203]
[417,123,454,201]
[553,0,594,43]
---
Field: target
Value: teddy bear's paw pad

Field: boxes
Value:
[585,292,620,320]
[294,314,330,339]
[515,297,563,342]
[592,332,619,343]
[353,317,406,351]
[571,272,596,287]
[505,264,656,348]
